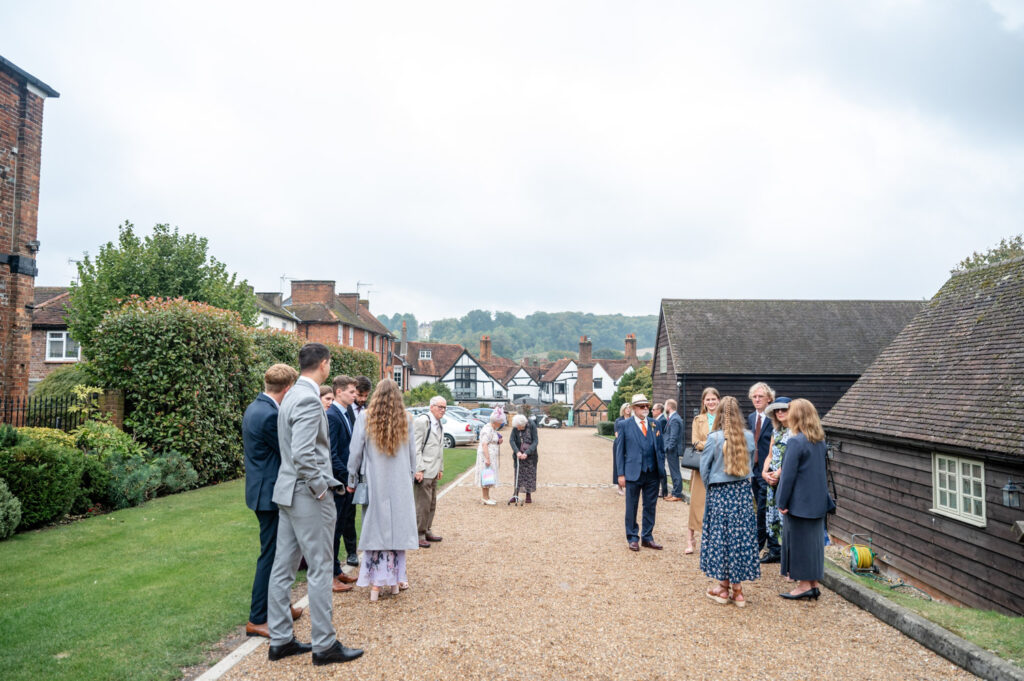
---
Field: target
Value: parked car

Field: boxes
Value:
[405,407,478,448]
[471,407,507,428]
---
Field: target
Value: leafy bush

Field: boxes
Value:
[73,454,111,514]
[403,382,454,406]
[597,421,615,437]
[90,298,253,484]
[0,438,84,528]
[328,343,379,386]
[0,478,22,540]
[0,424,19,449]
[606,366,653,427]
[249,328,378,393]
[17,427,77,449]
[75,420,149,459]
[30,363,97,399]
[547,403,569,422]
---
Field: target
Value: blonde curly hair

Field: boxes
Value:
[365,379,408,456]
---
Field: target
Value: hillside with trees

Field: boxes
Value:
[381,310,657,359]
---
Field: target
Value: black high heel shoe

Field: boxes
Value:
[779,587,820,600]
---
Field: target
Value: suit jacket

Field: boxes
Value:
[748,411,773,480]
[242,393,281,512]
[413,414,445,478]
[614,417,665,482]
[774,434,836,519]
[326,401,354,479]
[663,412,684,457]
[272,376,341,506]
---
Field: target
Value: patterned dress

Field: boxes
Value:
[699,480,761,583]
[514,426,537,493]
[476,424,501,487]
[765,427,790,549]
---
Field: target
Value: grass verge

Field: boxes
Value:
[825,560,1024,666]
[0,446,479,681]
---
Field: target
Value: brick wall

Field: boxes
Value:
[0,67,50,402]
[299,322,340,345]
[291,280,335,305]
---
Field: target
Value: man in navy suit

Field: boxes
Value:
[614,394,666,551]
[747,382,779,563]
[662,399,685,502]
[242,363,301,638]
[327,375,360,592]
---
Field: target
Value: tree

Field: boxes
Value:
[957,234,1023,271]
[606,366,653,423]
[68,222,259,354]
[546,350,577,361]
[403,382,453,407]
[593,348,624,359]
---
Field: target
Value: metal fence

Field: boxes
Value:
[0,395,83,431]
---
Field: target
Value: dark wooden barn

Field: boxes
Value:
[651,299,923,442]
[822,257,1024,615]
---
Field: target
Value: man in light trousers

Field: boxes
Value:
[412,395,446,548]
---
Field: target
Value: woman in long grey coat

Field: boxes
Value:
[346,379,419,601]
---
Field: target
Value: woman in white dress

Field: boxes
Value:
[476,410,504,505]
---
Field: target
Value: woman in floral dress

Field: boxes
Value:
[761,396,792,570]
[476,411,504,505]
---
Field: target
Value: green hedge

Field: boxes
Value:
[0,437,83,528]
[250,328,380,389]
[0,478,22,540]
[597,421,615,437]
[90,298,252,485]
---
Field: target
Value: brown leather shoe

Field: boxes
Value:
[246,621,270,638]
[290,605,303,620]
[335,572,358,584]
[628,541,640,552]
[664,496,682,502]
[641,540,664,550]
[418,539,431,548]
[332,580,353,593]
[424,533,443,542]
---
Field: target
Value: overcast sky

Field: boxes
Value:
[4,1,1024,320]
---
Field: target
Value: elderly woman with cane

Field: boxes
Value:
[508,414,539,506]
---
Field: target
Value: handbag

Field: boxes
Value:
[479,465,496,487]
[680,446,701,471]
[351,477,368,505]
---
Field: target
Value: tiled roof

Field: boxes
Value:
[822,257,1024,457]
[341,297,393,337]
[256,295,299,321]
[541,358,575,382]
[596,358,636,381]
[660,299,923,375]
[286,303,338,323]
[405,341,466,378]
[34,286,69,306]
[574,392,606,410]
[32,290,71,327]
[285,297,393,337]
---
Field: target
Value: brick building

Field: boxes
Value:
[28,285,77,388]
[0,57,59,402]
[285,280,396,381]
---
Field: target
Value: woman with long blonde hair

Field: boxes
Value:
[346,379,419,600]
[775,399,835,601]
[686,387,720,553]
[698,396,759,607]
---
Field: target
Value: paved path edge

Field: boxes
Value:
[822,564,1023,681]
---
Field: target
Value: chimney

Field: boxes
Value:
[257,292,282,308]
[337,293,359,312]
[480,335,492,363]
[358,298,369,310]
[574,335,594,402]
[291,280,335,305]
[625,333,637,363]
[401,321,408,357]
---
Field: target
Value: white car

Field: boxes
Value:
[406,407,478,448]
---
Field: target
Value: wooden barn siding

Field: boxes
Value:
[652,315,676,412]
[666,375,858,443]
[829,436,1024,615]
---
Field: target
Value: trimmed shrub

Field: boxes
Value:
[73,455,110,514]
[0,424,18,449]
[0,438,84,528]
[31,363,96,399]
[328,343,379,386]
[597,421,615,437]
[90,298,253,484]
[0,478,22,540]
[75,420,148,459]
[18,427,77,449]
[404,382,453,407]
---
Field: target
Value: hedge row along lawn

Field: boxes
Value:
[0,447,475,681]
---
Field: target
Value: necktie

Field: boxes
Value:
[347,405,356,428]
[755,414,763,441]
[641,419,647,437]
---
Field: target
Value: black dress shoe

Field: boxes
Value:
[628,541,640,552]
[312,640,364,666]
[779,587,820,601]
[346,553,360,567]
[641,540,663,550]
[268,637,312,661]
[760,553,781,564]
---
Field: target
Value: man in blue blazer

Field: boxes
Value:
[662,399,685,502]
[327,375,360,591]
[242,363,301,638]
[747,382,779,563]
[614,394,666,551]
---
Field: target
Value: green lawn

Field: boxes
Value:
[0,447,476,681]
[826,562,1024,666]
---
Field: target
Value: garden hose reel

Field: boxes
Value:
[849,534,878,573]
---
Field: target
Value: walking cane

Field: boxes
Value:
[508,450,521,506]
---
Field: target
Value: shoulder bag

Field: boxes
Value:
[680,446,701,471]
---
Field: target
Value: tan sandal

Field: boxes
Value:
[705,585,729,605]
[730,586,747,608]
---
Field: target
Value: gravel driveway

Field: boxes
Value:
[219,428,975,680]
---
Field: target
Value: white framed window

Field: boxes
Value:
[375,336,380,352]
[393,366,403,388]
[932,454,986,526]
[363,333,369,350]
[347,326,354,345]
[593,377,603,389]
[419,350,432,360]
[659,346,667,373]
[46,331,81,362]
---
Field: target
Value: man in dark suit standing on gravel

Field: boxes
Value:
[615,394,666,552]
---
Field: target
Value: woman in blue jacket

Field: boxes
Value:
[774,398,836,601]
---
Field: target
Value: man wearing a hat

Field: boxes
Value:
[614,394,666,551]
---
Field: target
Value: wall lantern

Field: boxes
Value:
[1003,478,1022,509]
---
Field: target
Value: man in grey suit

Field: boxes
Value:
[266,343,363,667]
[412,395,445,548]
